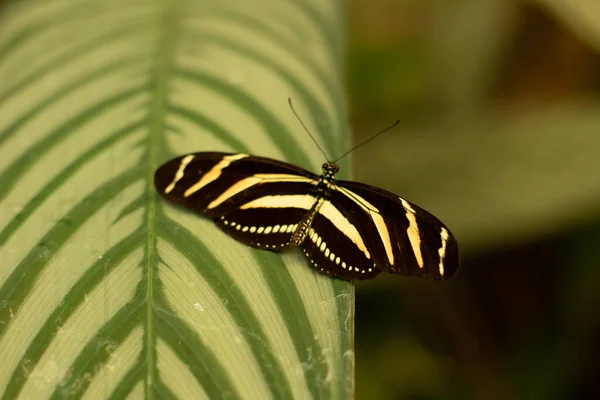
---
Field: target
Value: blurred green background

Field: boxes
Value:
[348,1,600,399]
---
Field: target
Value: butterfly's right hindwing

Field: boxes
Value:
[300,204,384,280]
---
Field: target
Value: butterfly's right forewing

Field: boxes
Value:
[154,152,320,249]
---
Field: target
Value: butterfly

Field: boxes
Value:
[154,151,459,280]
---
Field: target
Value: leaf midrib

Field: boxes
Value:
[143,3,182,397]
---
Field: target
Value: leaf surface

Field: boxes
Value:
[0,0,352,398]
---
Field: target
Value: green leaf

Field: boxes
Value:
[0,0,353,398]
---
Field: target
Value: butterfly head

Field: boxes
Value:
[322,162,339,178]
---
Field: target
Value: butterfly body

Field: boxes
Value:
[154,152,459,281]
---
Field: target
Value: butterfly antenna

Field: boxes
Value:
[333,119,400,163]
[288,98,329,161]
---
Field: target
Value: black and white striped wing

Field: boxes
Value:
[214,193,318,251]
[325,181,459,280]
[154,152,319,250]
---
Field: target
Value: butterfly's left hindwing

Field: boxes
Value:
[301,206,384,280]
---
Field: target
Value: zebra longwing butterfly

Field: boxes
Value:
[154,152,459,281]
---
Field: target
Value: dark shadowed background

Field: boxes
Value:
[348,1,600,399]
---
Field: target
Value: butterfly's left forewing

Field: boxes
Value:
[329,181,459,280]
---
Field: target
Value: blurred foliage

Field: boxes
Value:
[348,0,600,399]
